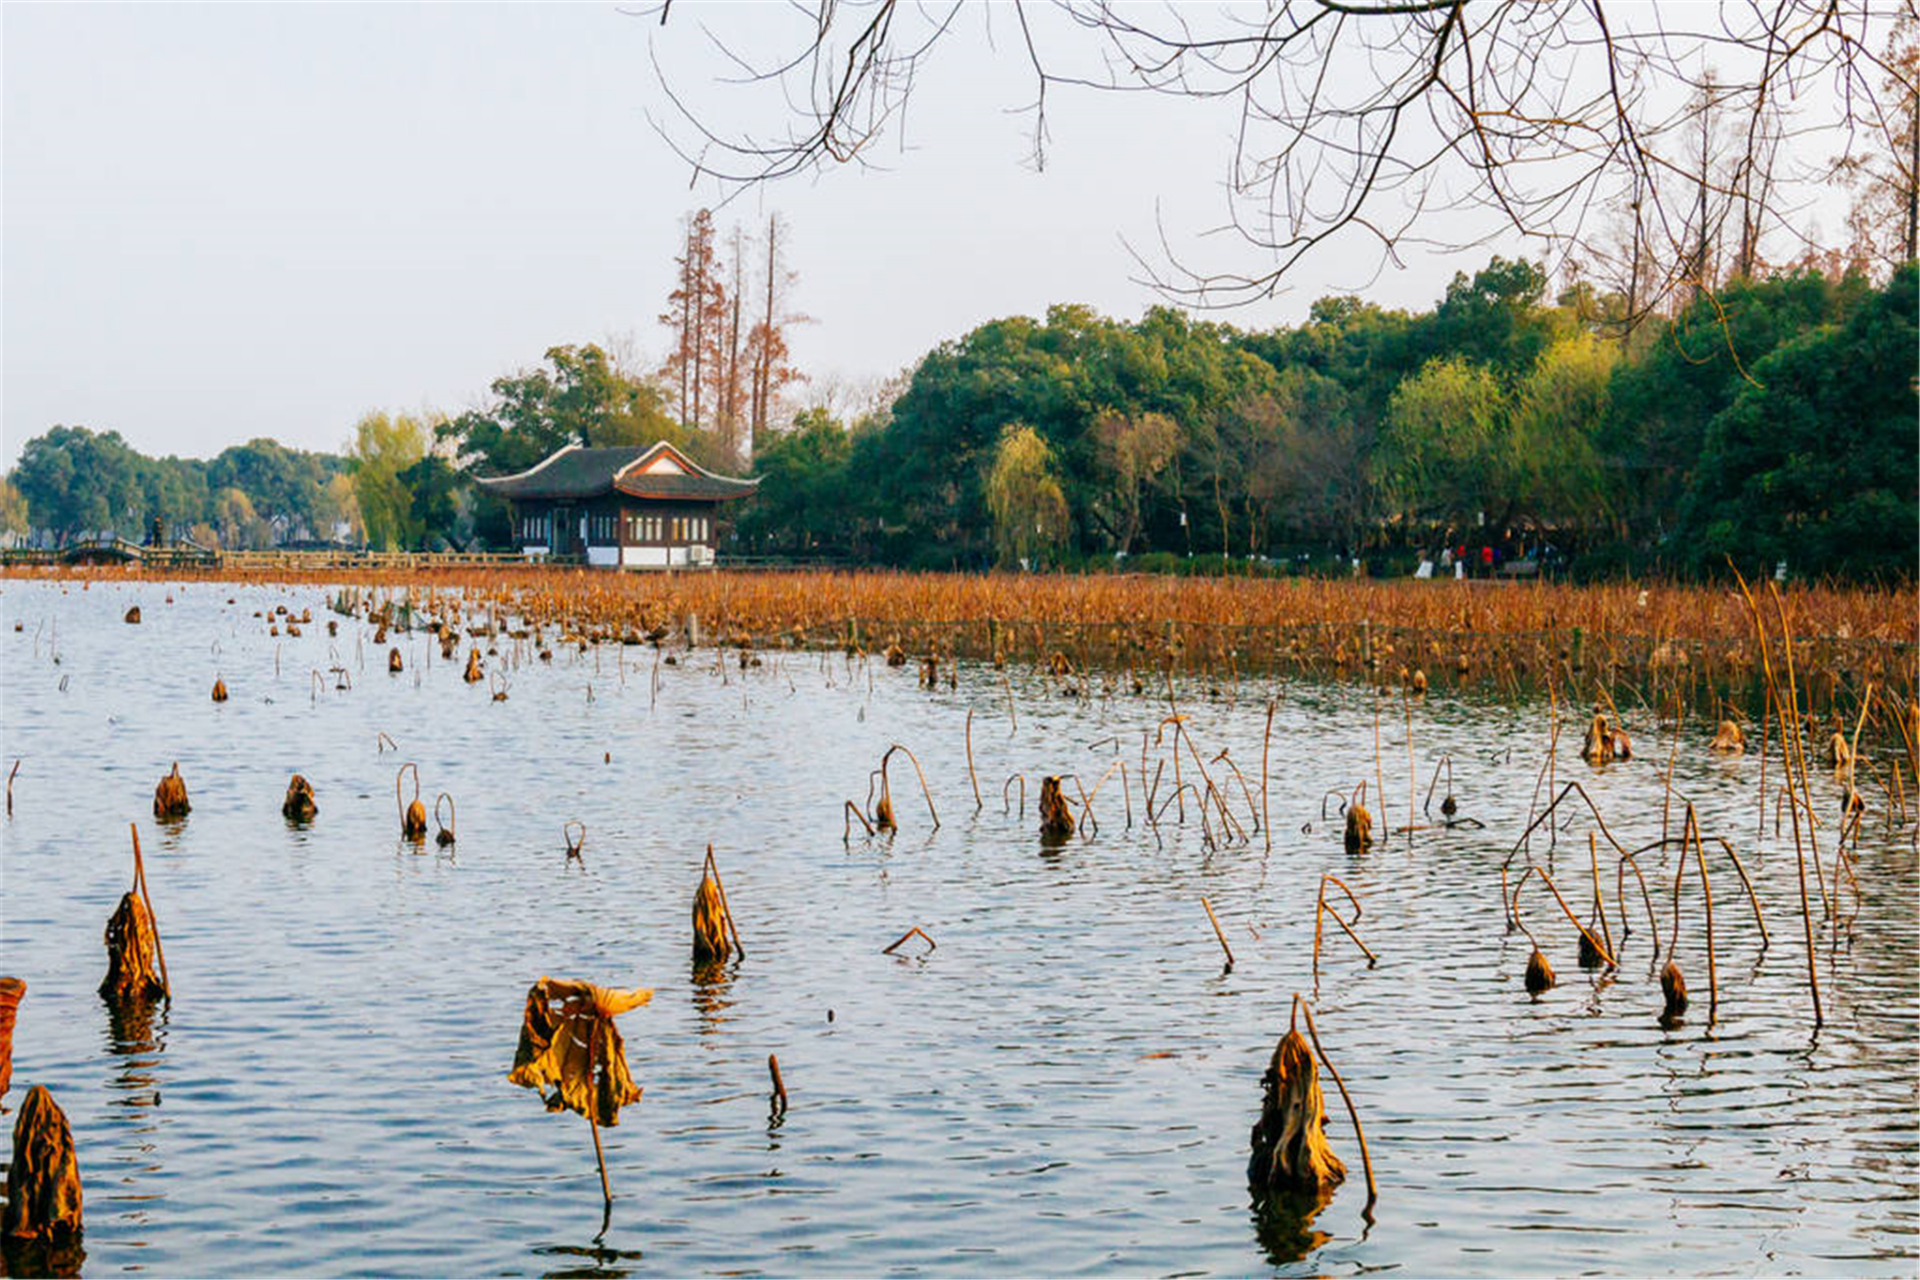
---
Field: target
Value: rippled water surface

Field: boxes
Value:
[1,580,1915,1276]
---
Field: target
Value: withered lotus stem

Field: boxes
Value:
[282,774,317,822]
[1525,947,1556,996]
[1038,776,1076,843]
[1343,803,1372,855]
[1248,1028,1346,1196]
[1660,960,1689,1023]
[153,762,190,819]
[2,1086,83,1241]
[1612,729,1633,761]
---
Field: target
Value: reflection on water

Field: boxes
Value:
[103,993,167,1109]
[0,1234,87,1279]
[689,962,736,1038]
[0,580,1914,1276]
[531,1240,643,1280]
[1249,1188,1335,1266]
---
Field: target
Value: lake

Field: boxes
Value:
[2,578,1914,1276]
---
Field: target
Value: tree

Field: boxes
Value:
[1838,17,1920,275]
[745,212,807,451]
[0,477,27,542]
[310,472,363,545]
[348,411,431,551]
[1377,358,1508,532]
[984,423,1070,568]
[1090,410,1179,554]
[207,438,341,540]
[1506,335,1614,531]
[659,210,729,429]
[1680,264,1918,579]
[9,425,146,543]
[738,405,854,553]
[399,455,466,550]
[655,4,1909,310]
[210,487,268,550]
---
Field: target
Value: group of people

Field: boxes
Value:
[1438,542,1507,578]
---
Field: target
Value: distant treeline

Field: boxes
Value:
[5,258,1914,582]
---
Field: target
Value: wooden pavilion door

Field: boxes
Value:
[550,505,572,557]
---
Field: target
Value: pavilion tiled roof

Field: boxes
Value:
[476,442,758,502]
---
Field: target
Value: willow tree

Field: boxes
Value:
[984,423,1070,569]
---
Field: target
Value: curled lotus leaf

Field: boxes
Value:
[508,978,652,1127]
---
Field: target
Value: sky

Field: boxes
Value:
[6,3,1540,468]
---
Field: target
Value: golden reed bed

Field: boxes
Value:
[8,565,1915,732]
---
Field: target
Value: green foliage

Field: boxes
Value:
[348,411,432,551]
[984,423,1070,567]
[0,477,28,538]
[1378,357,1509,528]
[442,344,691,476]
[737,406,856,553]
[10,426,150,541]
[1679,263,1919,580]
[2,258,1908,580]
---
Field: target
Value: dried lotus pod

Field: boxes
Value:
[210,677,228,702]
[397,764,427,841]
[1524,947,1556,996]
[1410,669,1428,696]
[388,647,403,674]
[463,649,484,683]
[0,977,22,1105]
[434,793,457,847]
[1343,803,1372,855]
[1710,720,1745,753]
[1580,714,1614,764]
[1660,961,1688,1025]
[1826,731,1851,772]
[100,891,166,1002]
[2,1086,83,1242]
[1611,729,1633,760]
[1247,1028,1346,1197]
[692,873,731,965]
[123,606,140,625]
[1038,776,1076,844]
[873,790,897,833]
[282,774,317,822]
[152,762,190,819]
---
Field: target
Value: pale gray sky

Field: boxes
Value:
[0,3,1709,468]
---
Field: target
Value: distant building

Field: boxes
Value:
[475,441,758,569]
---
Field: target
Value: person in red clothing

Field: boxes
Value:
[1481,544,1494,577]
